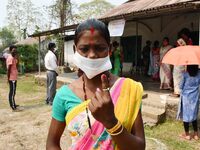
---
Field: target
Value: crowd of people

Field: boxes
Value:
[142,28,200,140]
[142,28,193,97]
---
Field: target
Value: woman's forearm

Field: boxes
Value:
[111,128,145,150]
[110,111,145,150]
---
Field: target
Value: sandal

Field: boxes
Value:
[179,133,191,140]
[193,135,199,140]
[170,93,180,97]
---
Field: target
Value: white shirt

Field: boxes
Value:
[44,50,58,71]
[3,53,11,59]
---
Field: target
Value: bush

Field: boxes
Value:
[0,68,6,74]
[17,44,38,72]
[0,58,6,74]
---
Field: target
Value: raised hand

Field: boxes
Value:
[88,74,118,129]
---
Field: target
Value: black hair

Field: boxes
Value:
[163,37,169,43]
[146,40,151,45]
[154,40,159,47]
[187,65,199,77]
[48,42,56,50]
[9,45,17,51]
[112,41,119,47]
[179,28,191,38]
[74,19,110,45]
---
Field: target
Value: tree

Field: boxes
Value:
[0,27,16,48]
[46,0,75,28]
[78,0,114,20]
[46,0,75,66]
[6,0,44,40]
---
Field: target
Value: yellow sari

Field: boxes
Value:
[65,78,143,149]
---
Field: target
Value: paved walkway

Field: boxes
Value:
[35,72,78,86]
[35,71,179,104]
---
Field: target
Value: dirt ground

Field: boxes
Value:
[0,75,71,150]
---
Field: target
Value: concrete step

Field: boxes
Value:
[142,93,166,110]
[142,116,157,127]
[142,105,166,125]
[161,94,180,119]
[142,98,166,110]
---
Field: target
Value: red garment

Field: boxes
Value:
[152,47,160,56]
[6,55,18,81]
[187,38,193,45]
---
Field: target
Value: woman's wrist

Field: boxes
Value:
[103,117,118,129]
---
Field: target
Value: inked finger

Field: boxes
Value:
[101,74,110,93]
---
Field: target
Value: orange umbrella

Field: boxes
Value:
[162,45,200,65]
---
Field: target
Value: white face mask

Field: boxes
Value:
[53,48,58,53]
[73,51,112,79]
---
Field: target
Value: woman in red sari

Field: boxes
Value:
[159,37,173,89]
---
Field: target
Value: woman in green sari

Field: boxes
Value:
[111,41,121,76]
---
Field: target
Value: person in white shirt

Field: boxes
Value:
[44,43,58,105]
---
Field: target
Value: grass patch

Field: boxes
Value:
[0,74,46,107]
[145,120,200,150]
[17,75,43,94]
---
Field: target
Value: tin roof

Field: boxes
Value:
[100,0,200,21]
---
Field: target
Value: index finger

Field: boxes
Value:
[101,74,110,92]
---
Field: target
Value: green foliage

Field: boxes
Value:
[0,27,16,48]
[17,44,38,72]
[0,63,6,74]
[78,0,114,20]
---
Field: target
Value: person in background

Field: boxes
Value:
[111,41,121,76]
[177,65,200,140]
[44,43,58,105]
[159,37,173,90]
[142,40,151,76]
[148,45,153,77]
[3,51,11,59]
[6,45,20,111]
[179,28,193,45]
[151,41,160,80]
[171,28,193,97]
[120,47,124,76]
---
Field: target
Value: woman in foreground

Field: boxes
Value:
[46,19,145,150]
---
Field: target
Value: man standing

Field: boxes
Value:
[6,45,19,110]
[44,43,58,105]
